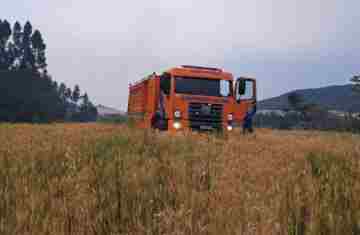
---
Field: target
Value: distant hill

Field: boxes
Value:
[96,105,125,117]
[258,84,360,112]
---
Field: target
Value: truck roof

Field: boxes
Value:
[129,65,234,89]
[166,65,233,81]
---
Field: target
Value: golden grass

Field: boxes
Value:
[0,124,359,235]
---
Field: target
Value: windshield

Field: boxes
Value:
[175,76,232,97]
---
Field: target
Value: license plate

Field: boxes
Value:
[200,125,213,130]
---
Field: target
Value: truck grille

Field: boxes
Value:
[188,103,223,131]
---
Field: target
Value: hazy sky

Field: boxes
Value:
[2,1,360,110]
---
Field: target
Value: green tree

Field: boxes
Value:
[58,83,67,101]
[349,75,360,132]
[72,85,81,103]
[31,30,47,73]
[20,21,35,70]
[82,93,90,107]
[12,21,22,69]
[0,19,97,123]
[65,87,72,101]
[77,92,98,122]
[52,80,58,92]
[0,20,12,44]
[288,92,316,125]
[0,19,12,70]
[351,75,360,94]
[288,92,304,111]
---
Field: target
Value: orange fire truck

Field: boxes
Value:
[128,65,256,133]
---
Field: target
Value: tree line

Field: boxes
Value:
[0,19,97,123]
[255,76,360,132]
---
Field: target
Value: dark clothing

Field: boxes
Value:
[152,91,168,130]
[243,105,257,134]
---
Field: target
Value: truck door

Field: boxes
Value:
[234,78,257,126]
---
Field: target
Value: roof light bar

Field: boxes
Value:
[181,65,222,72]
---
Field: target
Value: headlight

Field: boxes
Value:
[173,122,182,129]
[174,110,181,118]
[228,114,233,121]
[227,125,233,131]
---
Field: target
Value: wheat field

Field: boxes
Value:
[0,124,359,235]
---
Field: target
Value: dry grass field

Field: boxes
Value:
[0,124,359,235]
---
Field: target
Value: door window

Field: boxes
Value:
[237,80,255,101]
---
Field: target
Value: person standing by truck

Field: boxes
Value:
[152,89,167,130]
[242,102,257,134]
